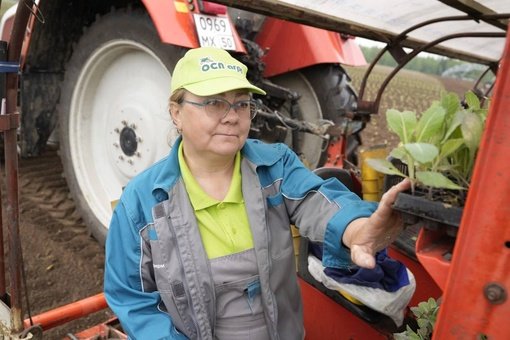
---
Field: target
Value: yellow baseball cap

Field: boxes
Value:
[171,47,266,96]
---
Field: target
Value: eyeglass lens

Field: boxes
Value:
[204,98,257,119]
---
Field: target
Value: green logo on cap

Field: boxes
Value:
[199,56,243,73]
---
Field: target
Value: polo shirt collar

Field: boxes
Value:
[178,143,243,211]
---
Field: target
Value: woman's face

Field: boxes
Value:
[171,90,252,160]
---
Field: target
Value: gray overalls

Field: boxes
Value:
[148,160,308,340]
[210,248,269,339]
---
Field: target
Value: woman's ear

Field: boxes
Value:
[169,102,183,132]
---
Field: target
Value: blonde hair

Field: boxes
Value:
[169,88,187,108]
[168,89,187,134]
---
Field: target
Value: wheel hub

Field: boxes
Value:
[119,126,138,156]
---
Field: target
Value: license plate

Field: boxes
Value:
[193,13,236,50]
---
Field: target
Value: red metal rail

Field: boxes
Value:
[433,24,510,339]
[23,293,107,331]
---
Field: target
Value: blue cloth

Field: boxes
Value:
[312,243,409,292]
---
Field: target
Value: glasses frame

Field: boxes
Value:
[181,97,259,120]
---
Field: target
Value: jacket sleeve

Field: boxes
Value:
[104,201,187,340]
[278,145,378,269]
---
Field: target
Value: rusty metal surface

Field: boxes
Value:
[2,1,32,335]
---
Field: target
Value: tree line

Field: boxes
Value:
[360,45,488,81]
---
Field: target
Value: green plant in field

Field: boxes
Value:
[366,91,487,194]
[394,298,439,340]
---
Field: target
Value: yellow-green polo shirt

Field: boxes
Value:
[178,144,254,259]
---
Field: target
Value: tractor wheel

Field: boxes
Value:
[58,9,183,244]
[269,64,358,169]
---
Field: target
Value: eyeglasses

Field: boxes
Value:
[181,98,258,120]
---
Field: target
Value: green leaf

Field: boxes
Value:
[417,319,430,329]
[386,109,417,143]
[442,110,465,142]
[393,333,407,340]
[461,111,483,154]
[365,159,406,177]
[404,143,439,164]
[389,145,408,161]
[427,297,438,308]
[439,139,464,159]
[465,91,481,110]
[417,327,430,339]
[415,103,446,142]
[410,332,423,340]
[441,92,461,117]
[416,171,465,190]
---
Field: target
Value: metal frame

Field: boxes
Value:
[433,28,510,338]
[0,1,32,336]
[211,0,508,64]
[357,13,509,114]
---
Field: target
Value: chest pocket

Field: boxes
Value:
[210,249,264,319]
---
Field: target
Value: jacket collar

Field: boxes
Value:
[151,137,284,201]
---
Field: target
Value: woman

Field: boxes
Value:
[104,47,410,340]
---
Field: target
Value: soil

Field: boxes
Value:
[3,150,114,339]
[1,73,471,339]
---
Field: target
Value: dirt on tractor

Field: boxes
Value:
[1,67,472,338]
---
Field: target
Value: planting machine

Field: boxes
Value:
[0,0,509,339]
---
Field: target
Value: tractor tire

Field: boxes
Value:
[269,64,358,169]
[58,9,184,244]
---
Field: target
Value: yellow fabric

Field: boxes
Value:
[178,143,254,259]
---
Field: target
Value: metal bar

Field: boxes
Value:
[358,14,510,102]
[473,66,493,90]
[0,0,3,301]
[0,41,6,300]
[210,0,508,64]
[22,293,108,331]
[369,32,506,114]
[434,25,510,339]
[4,1,32,334]
[438,0,508,30]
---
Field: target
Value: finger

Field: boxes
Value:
[383,178,411,203]
[374,179,411,220]
[351,245,376,269]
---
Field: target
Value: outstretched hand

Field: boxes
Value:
[342,179,412,268]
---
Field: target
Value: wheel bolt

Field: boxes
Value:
[137,137,143,143]
[114,128,120,133]
[118,155,124,161]
[135,152,141,157]
[127,159,133,165]
[130,123,136,129]
[113,142,119,148]
[121,120,127,126]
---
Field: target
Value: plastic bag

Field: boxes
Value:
[308,255,416,326]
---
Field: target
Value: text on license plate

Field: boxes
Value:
[193,14,236,50]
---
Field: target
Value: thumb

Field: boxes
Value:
[351,245,376,269]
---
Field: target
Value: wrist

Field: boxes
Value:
[342,217,368,249]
